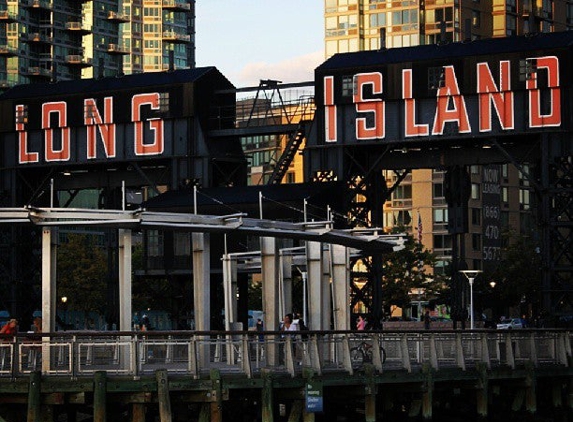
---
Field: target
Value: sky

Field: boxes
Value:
[195,1,325,88]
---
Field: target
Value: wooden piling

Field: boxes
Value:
[422,364,433,420]
[93,371,107,422]
[156,369,173,422]
[26,371,41,422]
[131,404,145,422]
[476,362,489,418]
[262,369,274,422]
[209,369,222,422]
[365,364,377,422]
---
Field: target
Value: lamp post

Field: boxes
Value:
[61,296,68,330]
[459,270,482,329]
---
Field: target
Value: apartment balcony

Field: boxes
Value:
[65,21,91,34]
[26,67,52,78]
[0,45,17,56]
[26,33,53,44]
[0,10,18,22]
[162,0,191,12]
[65,55,93,67]
[107,43,129,55]
[107,11,130,23]
[24,0,53,11]
[162,31,191,44]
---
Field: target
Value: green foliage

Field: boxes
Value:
[483,230,542,313]
[381,227,448,314]
[57,233,107,313]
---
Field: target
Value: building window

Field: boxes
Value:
[472,233,481,251]
[174,232,190,256]
[433,234,452,252]
[471,10,480,27]
[148,230,164,257]
[502,186,509,203]
[519,188,531,210]
[471,208,481,225]
[342,75,354,96]
[433,208,448,224]
[471,183,481,200]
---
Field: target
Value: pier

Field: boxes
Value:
[1,329,572,421]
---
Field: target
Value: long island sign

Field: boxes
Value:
[314,32,573,146]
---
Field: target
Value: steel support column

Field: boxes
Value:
[118,229,132,332]
[331,244,350,330]
[306,241,323,330]
[261,237,280,366]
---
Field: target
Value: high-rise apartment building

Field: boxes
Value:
[324,0,561,279]
[325,0,570,57]
[0,0,195,89]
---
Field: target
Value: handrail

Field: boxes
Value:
[0,329,569,379]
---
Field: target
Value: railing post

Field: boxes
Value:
[309,335,322,376]
[558,332,568,365]
[529,332,538,367]
[455,333,466,370]
[285,336,295,377]
[505,332,515,369]
[341,335,353,375]
[371,334,384,372]
[189,336,198,378]
[131,335,139,379]
[429,333,438,370]
[480,333,491,370]
[400,334,412,373]
[242,335,252,378]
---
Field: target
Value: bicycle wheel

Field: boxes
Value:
[380,346,387,364]
[350,347,365,366]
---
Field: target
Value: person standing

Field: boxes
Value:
[356,315,367,331]
[424,311,431,330]
[1,319,18,335]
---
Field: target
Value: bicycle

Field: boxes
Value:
[350,340,386,366]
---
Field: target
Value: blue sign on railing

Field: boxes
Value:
[305,380,323,413]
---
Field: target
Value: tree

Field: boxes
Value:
[483,230,542,317]
[57,233,108,313]
[380,228,448,318]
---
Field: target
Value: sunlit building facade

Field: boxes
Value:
[324,0,556,275]
[0,0,195,89]
[325,0,570,57]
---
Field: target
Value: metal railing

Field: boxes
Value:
[0,330,569,379]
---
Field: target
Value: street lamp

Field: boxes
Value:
[459,270,482,329]
[61,296,68,329]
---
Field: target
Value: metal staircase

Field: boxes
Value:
[267,121,307,185]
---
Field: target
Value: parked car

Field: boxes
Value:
[496,318,523,330]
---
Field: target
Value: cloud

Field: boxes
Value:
[231,51,324,88]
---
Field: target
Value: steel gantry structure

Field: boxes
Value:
[0,207,405,337]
